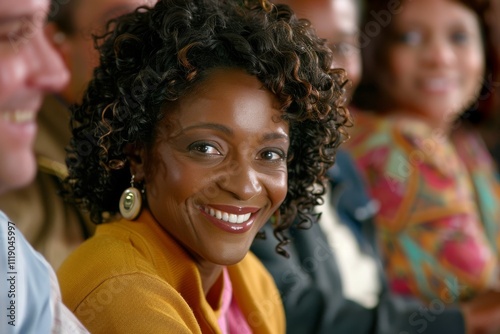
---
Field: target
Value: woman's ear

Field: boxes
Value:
[124,144,147,182]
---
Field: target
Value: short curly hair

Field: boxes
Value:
[64,0,351,256]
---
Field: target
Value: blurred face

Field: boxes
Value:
[285,0,361,95]
[0,0,68,194]
[51,0,156,104]
[137,69,289,267]
[382,0,484,127]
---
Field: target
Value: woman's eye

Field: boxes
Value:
[396,31,422,45]
[259,150,285,162]
[188,142,221,155]
[450,31,468,44]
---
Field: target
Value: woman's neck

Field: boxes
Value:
[383,108,456,135]
[195,259,224,296]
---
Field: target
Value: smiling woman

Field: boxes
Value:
[56,0,349,333]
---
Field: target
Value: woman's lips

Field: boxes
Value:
[418,78,457,94]
[208,204,260,215]
[200,205,260,233]
[205,206,251,223]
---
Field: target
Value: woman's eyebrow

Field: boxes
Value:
[180,122,233,135]
[262,132,289,141]
[179,123,289,141]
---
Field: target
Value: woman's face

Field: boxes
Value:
[137,68,289,266]
[381,0,484,126]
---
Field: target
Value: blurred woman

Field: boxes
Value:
[348,0,500,303]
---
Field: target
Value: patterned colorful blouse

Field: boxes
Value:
[345,113,500,302]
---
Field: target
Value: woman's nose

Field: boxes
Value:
[219,160,263,201]
[421,38,456,67]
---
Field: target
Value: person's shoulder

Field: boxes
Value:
[57,220,162,308]
[0,212,47,266]
[346,111,395,157]
[59,219,162,274]
[57,219,201,333]
[348,113,446,167]
[232,252,285,332]
[0,212,62,333]
[0,211,10,232]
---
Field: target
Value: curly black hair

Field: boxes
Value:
[64,0,351,256]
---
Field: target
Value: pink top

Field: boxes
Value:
[218,267,253,334]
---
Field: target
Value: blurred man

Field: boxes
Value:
[0,0,88,331]
[0,0,156,269]
[286,0,361,99]
[47,0,157,104]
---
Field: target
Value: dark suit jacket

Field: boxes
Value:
[251,150,465,334]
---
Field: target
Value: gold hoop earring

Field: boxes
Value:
[119,175,142,221]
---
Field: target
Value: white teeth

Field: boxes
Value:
[0,110,36,123]
[205,207,252,224]
[238,213,251,223]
